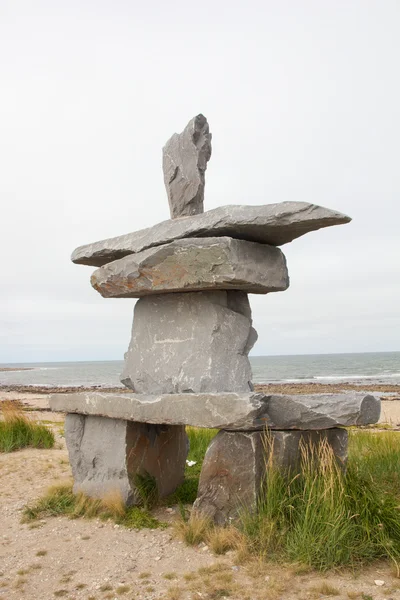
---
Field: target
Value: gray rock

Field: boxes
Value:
[90,236,289,298]
[163,114,212,218]
[50,392,380,430]
[264,393,380,428]
[65,413,187,505]
[193,428,348,525]
[270,428,349,468]
[71,202,351,267]
[193,430,266,525]
[120,291,256,394]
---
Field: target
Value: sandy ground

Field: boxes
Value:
[1,387,400,599]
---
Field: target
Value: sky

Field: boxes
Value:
[1,0,399,363]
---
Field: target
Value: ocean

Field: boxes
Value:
[1,352,399,388]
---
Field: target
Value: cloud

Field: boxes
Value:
[1,0,399,362]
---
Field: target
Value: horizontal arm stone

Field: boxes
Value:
[71,202,351,267]
[49,391,380,430]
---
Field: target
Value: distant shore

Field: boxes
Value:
[1,381,399,399]
[0,384,129,394]
[256,382,400,398]
[0,367,34,372]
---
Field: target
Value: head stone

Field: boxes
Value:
[162,114,212,219]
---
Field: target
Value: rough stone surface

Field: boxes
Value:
[193,429,348,525]
[90,236,289,298]
[64,414,188,505]
[50,392,381,430]
[264,393,380,429]
[121,291,256,394]
[163,114,212,219]
[71,202,351,267]
[269,428,349,468]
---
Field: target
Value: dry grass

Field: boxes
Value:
[188,563,241,599]
[116,584,130,594]
[197,563,229,576]
[99,583,113,591]
[23,482,163,529]
[174,513,211,545]
[164,585,182,599]
[101,489,126,518]
[206,525,245,555]
[310,582,340,596]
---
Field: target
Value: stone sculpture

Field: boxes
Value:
[50,114,380,523]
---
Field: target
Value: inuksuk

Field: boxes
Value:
[50,115,380,524]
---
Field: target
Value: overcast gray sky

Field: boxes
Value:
[1,0,399,363]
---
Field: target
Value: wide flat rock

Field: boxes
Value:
[90,237,289,298]
[50,391,380,430]
[71,202,351,266]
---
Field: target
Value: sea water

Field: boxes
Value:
[1,352,399,387]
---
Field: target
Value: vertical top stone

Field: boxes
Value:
[162,114,212,219]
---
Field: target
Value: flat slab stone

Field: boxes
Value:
[90,237,289,298]
[264,393,381,428]
[71,202,351,267]
[65,414,187,505]
[193,428,348,525]
[50,391,380,430]
[121,291,256,394]
[163,114,212,218]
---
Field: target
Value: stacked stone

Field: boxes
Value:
[50,115,380,523]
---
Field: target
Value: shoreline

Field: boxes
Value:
[0,367,34,372]
[1,381,399,397]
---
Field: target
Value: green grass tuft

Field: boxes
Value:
[350,430,400,496]
[123,506,163,529]
[0,402,55,452]
[240,432,400,571]
[164,427,217,505]
[22,482,164,529]
[133,471,159,510]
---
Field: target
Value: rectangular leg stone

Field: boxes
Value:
[193,428,348,525]
[65,414,188,505]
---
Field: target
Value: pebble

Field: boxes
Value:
[375,580,385,586]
